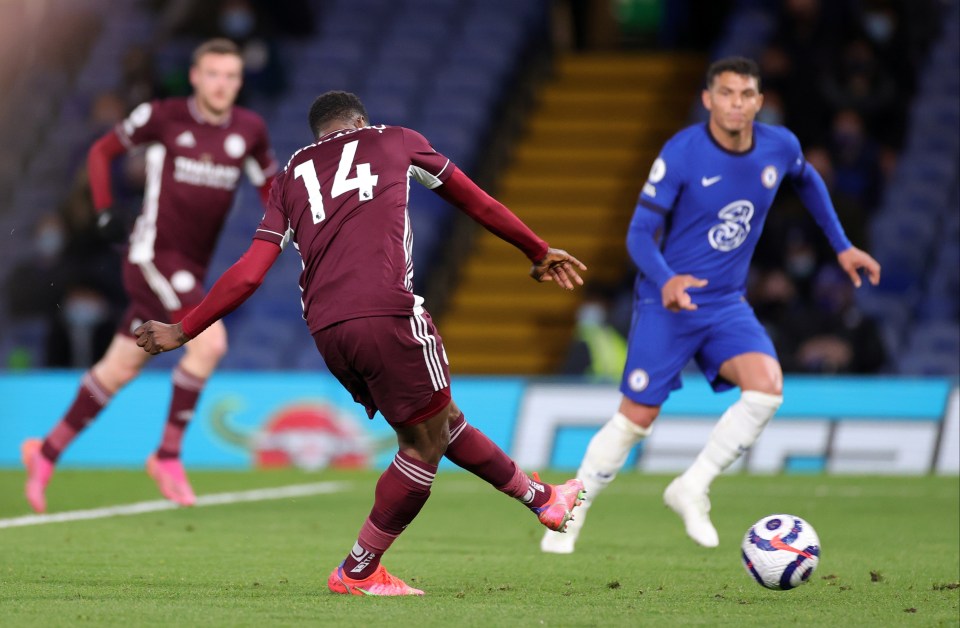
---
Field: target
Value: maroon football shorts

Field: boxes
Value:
[312,311,452,427]
[118,259,205,338]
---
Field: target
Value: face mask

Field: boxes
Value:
[64,295,107,327]
[787,251,816,278]
[35,228,65,258]
[577,303,606,327]
[863,13,894,43]
[219,9,255,39]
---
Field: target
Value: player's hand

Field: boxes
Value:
[134,321,189,355]
[661,274,708,312]
[837,247,881,288]
[530,248,587,290]
[96,210,127,243]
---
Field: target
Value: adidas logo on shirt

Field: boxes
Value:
[175,130,197,148]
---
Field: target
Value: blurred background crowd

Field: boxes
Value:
[0,0,957,377]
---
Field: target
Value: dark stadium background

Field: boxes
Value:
[0,0,956,377]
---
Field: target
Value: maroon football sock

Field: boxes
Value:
[445,413,552,509]
[341,451,436,579]
[156,366,206,459]
[40,371,112,462]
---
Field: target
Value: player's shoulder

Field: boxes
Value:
[661,123,708,156]
[230,104,269,129]
[356,124,426,152]
[152,97,191,119]
[754,122,801,151]
[124,97,183,125]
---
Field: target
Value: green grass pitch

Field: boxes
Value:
[1,469,957,626]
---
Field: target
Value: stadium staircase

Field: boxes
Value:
[440,53,704,374]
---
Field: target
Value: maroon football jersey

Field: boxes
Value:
[117,97,277,275]
[254,125,453,332]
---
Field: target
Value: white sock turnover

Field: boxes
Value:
[577,412,651,503]
[681,390,783,494]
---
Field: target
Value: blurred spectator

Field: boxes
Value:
[827,108,884,213]
[562,282,630,380]
[787,266,887,373]
[819,38,899,143]
[805,145,868,244]
[149,0,289,103]
[5,213,70,321]
[4,202,125,368]
[120,45,167,108]
[213,0,285,100]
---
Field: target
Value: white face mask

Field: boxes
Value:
[35,227,65,258]
[219,8,255,39]
[863,12,895,43]
[577,303,606,327]
[64,294,108,327]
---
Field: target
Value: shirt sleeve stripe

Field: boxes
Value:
[638,198,670,215]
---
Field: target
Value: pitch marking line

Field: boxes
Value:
[0,481,349,530]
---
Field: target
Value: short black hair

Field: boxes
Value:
[706,56,761,91]
[308,91,368,138]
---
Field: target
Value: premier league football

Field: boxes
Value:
[741,514,821,590]
[0,0,957,624]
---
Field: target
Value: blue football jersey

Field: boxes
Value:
[634,122,806,303]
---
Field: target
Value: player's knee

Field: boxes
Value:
[750,378,782,397]
[94,359,140,391]
[191,332,228,366]
[618,399,661,429]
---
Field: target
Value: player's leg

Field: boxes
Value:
[146,320,228,506]
[666,303,782,547]
[320,314,451,596]
[681,351,782,494]
[443,404,585,532]
[543,303,691,553]
[541,397,659,554]
[23,333,150,512]
[330,393,453,596]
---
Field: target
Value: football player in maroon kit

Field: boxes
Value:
[134,91,588,596]
[22,39,278,512]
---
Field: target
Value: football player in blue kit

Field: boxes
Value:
[542,56,881,553]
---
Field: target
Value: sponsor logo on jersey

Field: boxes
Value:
[708,199,755,251]
[173,156,241,190]
[628,369,650,392]
[701,175,722,187]
[224,133,246,159]
[761,165,778,189]
[175,130,196,148]
[643,182,657,197]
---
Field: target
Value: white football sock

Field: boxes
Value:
[681,390,783,494]
[543,413,651,553]
[577,412,651,502]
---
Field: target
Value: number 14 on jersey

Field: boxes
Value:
[294,140,379,224]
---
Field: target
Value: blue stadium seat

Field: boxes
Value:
[897,352,959,376]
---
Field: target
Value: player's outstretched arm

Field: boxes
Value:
[433,167,587,290]
[837,246,881,288]
[135,321,188,354]
[530,248,587,290]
